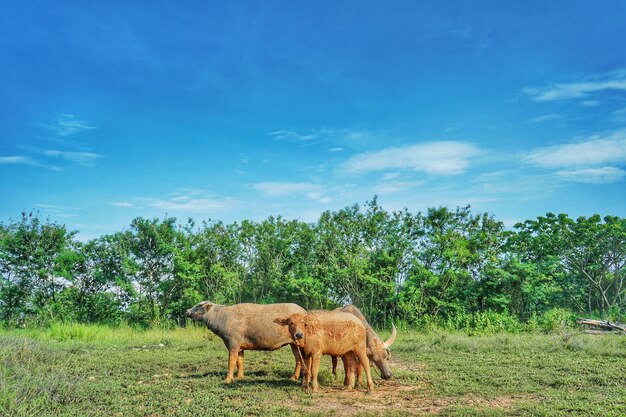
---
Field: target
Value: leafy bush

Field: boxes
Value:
[533,308,576,333]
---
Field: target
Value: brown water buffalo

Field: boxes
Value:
[331,304,397,384]
[275,310,374,393]
[186,301,306,383]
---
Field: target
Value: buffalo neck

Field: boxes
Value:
[202,304,225,334]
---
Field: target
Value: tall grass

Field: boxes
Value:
[395,308,580,335]
[1,322,210,348]
[0,337,78,416]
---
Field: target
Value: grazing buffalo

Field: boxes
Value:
[186,301,306,383]
[275,311,374,393]
[331,304,397,384]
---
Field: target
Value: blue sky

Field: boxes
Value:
[2,1,626,239]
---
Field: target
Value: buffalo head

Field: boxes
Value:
[186,301,215,321]
[274,314,307,345]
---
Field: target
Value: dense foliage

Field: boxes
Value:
[1,198,625,328]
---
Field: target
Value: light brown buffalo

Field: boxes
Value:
[331,304,397,384]
[275,311,374,393]
[186,301,306,383]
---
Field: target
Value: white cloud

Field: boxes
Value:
[613,108,626,123]
[524,71,626,102]
[50,114,97,136]
[342,141,481,175]
[44,150,102,166]
[113,190,235,213]
[328,147,344,152]
[0,156,36,165]
[525,129,626,168]
[580,100,600,107]
[268,130,317,143]
[530,114,561,123]
[0,155,60,170]
[382,172,401,181]
[252,182,330,203]
[33,204,81,218]
[556,167,626,184]
[141,196,232,212]
[374,180,425,195]
[112,201,134,208]
[269,127,372,148]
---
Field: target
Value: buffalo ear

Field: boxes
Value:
[274,317,289,326]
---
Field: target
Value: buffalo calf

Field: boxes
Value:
[275,311,374,393]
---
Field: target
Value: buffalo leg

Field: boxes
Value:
[331,355,338,379]
[355,348,374,392]
[341,355,350,387]
[310,353,322,393]
[236,350,244,380]
[289,344,303,381]
[225,349,238,383]
[342,352,358,390]
[302,354,312,389]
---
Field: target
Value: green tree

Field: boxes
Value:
[0,212,75,323]
[511,213,626,316]
[125,217,178,323]
[399,206,506,319]
[55,234,129,323]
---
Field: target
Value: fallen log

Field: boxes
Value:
[576,318,626,335]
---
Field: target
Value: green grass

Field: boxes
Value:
[1,325,625,416]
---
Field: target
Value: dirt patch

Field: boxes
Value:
[285,382,437,416]
[282,380,540,416]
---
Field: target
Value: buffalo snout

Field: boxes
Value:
[186,309,192,317]
[294,331,304,340]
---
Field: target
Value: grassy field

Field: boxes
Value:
[1,324,625,416]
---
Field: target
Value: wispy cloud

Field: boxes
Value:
[48,114,97,136]
[269,127,372,148]
[342,141,481,175]
[530,114,561,123]
[0,156,38,165]
[556,167,626,184]
[112,190,235,213]
[269,130,317,143]
[525,129,626,168]
[33,204,82,218]
[0,155,60,170]
[613,107,626,123]
[580,100,600,107]
[373,180,425,195]
[140,196,233,212]
[43,150,102,166]
[111,201,133,208]
[252,182,330,203]
[382,172,401,180]
[524,70,626,102]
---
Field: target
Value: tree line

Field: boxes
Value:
[1,198,624,328]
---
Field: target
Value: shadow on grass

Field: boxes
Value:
[177,370,303,389]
